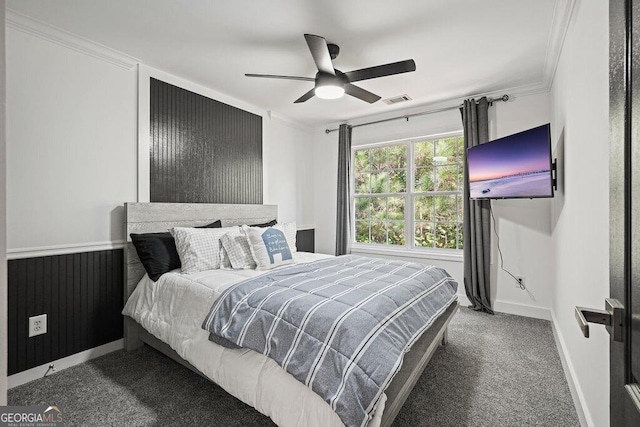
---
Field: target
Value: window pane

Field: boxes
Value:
[388,222,405,245]
[415,222,435,248]
[415,166,434,192]
[414,196,434,221]
[435,223,458,249]
[456,222,464,249]
[414,141,434,167]
[371,197,386,220]
[355,197,371,220]
[371,172,389,193]
[371,221,386,243]
[355,172,370,194]
[387,197,405,220]
[435,165,458,191]
[355,220,370,243]
[456,194,463,221]
[351,136,463,251]
[354,150,370,174]
[371,147,387,171]
[389,169,406,193]
[436,137,458,163]
[388,145,407,169]
[434,195,456,222]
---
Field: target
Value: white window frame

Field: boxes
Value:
[350,131,464,262]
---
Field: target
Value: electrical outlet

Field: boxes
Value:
[28,314,47,337]
[515,276,525,289]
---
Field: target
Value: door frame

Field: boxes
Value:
[610,0,640,425]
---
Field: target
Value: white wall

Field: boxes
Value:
[489,93,554,318]
[550,1,610,426]
[6,24,138,252]
[0,0,7,405]
[314,93,554,314]
[7,21,317,255]
[265,115,315,228]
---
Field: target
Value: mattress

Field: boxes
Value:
[122,252,387,427]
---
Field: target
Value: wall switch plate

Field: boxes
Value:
[29,314,47,337]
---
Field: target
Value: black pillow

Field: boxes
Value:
[130,220,222,281]
[196,220,222,229]
[250,219,277,227]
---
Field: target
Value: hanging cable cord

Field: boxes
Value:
[488,203,536,301]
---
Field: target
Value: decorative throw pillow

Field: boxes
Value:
[278,222,298,253]
[130,220,222,281]
[130,232,181,281]
[171,226,239,273]
[220,246,233,270]
[220,229,257,270]
[243,225,295,270]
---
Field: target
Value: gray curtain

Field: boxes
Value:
[461,98,494,314]
[335,124,353,256]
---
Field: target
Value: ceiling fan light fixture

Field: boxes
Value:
[315,84,345,99]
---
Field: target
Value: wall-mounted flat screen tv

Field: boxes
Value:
[467,123,554,199]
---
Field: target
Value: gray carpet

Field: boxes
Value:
[9,308,580,426]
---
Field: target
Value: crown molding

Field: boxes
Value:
[542,0,578,90]
[6,9,140,70]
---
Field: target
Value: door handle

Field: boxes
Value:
[575,298,624,342]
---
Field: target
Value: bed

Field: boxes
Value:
[122,202,459,427]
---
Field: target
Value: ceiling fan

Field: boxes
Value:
[245,34,416,104]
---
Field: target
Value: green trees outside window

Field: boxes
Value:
[353,134,464,250]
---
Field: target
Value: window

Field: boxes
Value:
[352,133,465,252]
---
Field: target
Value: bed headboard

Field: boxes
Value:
[124,202,278,301]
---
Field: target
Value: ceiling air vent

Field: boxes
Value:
[382,94,412,105]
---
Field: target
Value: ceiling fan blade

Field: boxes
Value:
[294,88,316,103]
[344,84,381,104]
[304,34,335,76]
[344,59,416,83]
[245,73,315,82]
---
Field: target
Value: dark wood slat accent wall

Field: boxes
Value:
[8,249,123,375]
[150,78,263,204]
[296,229,315,253]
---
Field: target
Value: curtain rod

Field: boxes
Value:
[324,94,509,134]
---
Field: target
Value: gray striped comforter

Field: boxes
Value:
[202,255,458,427]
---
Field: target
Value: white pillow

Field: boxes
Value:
[243,224,296,270]
[279,222,298,253]
[220,229,256,270]
[171,226,238,273]
[220,246,233,270]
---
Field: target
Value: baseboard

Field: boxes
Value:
[492,299,552,320]
[457,293,471,307]
[550,310,590,427]
[7,339,124,389]
[457,294,551,320]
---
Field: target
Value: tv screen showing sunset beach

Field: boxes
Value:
[467,124,553,199]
